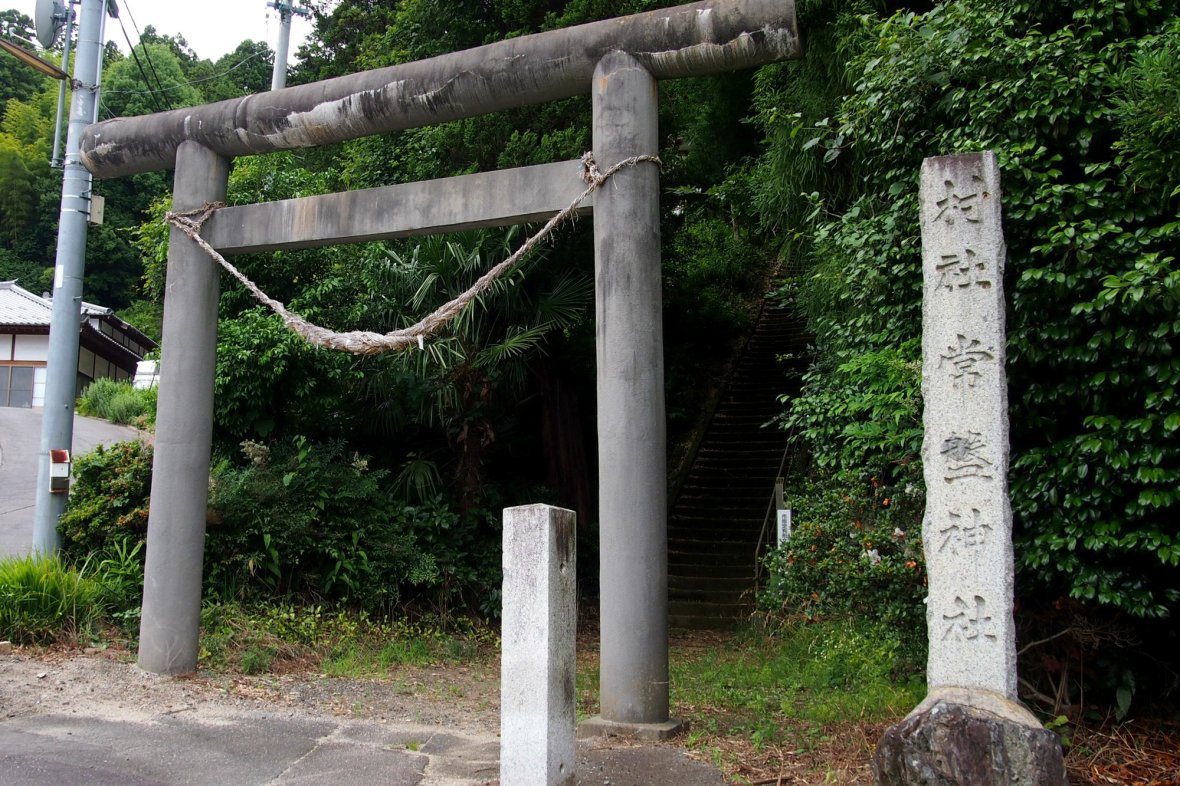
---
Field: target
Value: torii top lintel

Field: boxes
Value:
[80,0,799,178]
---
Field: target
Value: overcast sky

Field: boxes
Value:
[8,0,326,61]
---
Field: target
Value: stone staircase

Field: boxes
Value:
[667,302,808,629]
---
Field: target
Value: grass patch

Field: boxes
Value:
[576,617,924,781]
[668,620,923,746]
[322,617,494,677]
[197,601,496,676]
[0,554,106,645]
[76,378,156,427]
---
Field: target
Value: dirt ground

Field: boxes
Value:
[3,643,1177,786]
[0,644,501,734]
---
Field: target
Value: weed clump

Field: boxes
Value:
[0,555,105,645]
[76,378,156,427]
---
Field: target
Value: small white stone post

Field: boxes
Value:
[500,504,577,786]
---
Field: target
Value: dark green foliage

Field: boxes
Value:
[205,437,478,610]
[58,441,153,558]
[760,470,926,644]
[212,308,359,441]
[194,41,274,103]
[1114,20,1180,194]
[0,11,44,119]
[117,299,163,343]
[755,0,1180,619]
[0,247,48,289]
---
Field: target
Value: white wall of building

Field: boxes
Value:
[33,367,46,407]
[12,334,48,361]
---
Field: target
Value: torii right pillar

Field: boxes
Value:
[873,152,1066,785]
[580,51,680,739]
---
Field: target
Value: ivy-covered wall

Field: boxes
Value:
[755,0,1179,622]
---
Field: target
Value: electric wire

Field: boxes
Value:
[110,15,168,113]
[118,1,173,106]
[101,48,269,95]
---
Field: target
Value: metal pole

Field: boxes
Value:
[137,141,229,675]
[49,5,74,167]
[589,51,673,731]
[31,0,105,555]
[269,1,292,91]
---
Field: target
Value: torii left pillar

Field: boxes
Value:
[138,142,229,674]
[580,51,679,738]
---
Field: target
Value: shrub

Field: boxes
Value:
[760,468,926,647]
[58,441,153,559]
[205,437,453,609]
[76,378,156,427]
[753,0,1180,619]
[0,555,105,645]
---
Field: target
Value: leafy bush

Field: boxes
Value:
[59,441,153,559]
[55,433,503,614]
[0,248,49,291]
[76,378,156,427]
[94,537,145,625]
[206,437,459,609]
[753,0,1180,618]
[760,469,926,648]
[0,555,105,645]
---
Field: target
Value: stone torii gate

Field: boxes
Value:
[80,0,800,734]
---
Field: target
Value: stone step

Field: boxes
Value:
[666,301,808,629]
[667,560,754,579]
[668,603,752,629]
[668,572,753,587]
[668,538,756,559]
[670,502,767,518]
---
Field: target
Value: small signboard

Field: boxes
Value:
[49,449,70,493]
[88,194,105,225]
[776,508,792,545]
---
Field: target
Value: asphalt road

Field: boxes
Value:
[0,408,139,558]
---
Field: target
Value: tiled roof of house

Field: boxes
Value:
[0,280,118,327]
[0,280,54,325]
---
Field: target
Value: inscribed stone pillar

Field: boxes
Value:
[918,151,1016,697]
[500,505,577,786]
[873,151,1067,785]
[138,142,228,675]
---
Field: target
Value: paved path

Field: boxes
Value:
[0,408,140,558]
[0,711,726,786]
[0,677,723,786]
[0,656,726,783]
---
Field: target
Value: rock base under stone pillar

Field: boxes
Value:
[873,689,1068,786]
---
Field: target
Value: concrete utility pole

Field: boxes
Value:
[32,0,106,554]
[268,0,308,91]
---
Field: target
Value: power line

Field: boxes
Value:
[102,48,269,95]
[111,14,167,112]
[118,0,171,107]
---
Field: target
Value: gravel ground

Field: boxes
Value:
[0,644,501,734]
